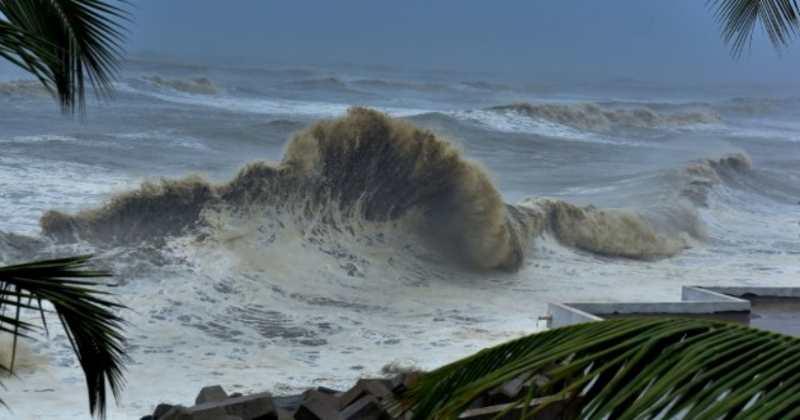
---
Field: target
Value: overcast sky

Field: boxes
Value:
[127,1,800,84]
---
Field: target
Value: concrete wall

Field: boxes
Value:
[547,285,769,328]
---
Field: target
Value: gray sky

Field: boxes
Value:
[127,1,800,84]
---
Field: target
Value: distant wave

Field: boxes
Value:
[352,79,450,93]
[142,75,219,95]
[40,108,718,274]
[459,81,512,91]
[489,102,722,132]
[681,153,752,207]
[717,97,800,116]
[0,80,48,97]
[434,109,638,146]
[288,77,349,90]
[118,80,429,118]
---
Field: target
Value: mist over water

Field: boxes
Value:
[0,56,799,418]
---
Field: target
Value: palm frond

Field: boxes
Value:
[0,0,129,113]
[710,0,800,56]
[400,318,800,419]
[0,255,126,419]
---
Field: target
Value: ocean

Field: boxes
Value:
[0,58,798,419]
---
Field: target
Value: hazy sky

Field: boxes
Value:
[127,1,800,84]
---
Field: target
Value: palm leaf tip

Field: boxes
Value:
[401,318,800,419]
[0,0,130,114]
[0,255,127,419]
[710,0,800,56]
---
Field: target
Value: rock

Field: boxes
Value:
[195,385,229,404]
[160,405,226,420]
[154,403,175,419]
[276,408,294,420]
[295,391,340,420]
[273,394,304,411]
[215,392,277,420]
[339,395,387,420]
[140,416,154,420]
[302,388,341,403]
[163,393,276,420]
[315,386,342,395]
[339,379,393,409]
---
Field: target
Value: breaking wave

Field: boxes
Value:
[40,109,750,272]
[490,102,721,132]
[142,76,219,95]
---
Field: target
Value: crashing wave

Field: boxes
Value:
[490,102,721,132]
[143,76,218,95]
[42,108,697,271]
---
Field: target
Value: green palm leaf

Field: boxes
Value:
[710,0,800,56]
[0,0,128,113]
[399,318,800,419]
[0,255,126,419]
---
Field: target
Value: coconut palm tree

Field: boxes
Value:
[0,1,128,419]
[711,0,799,56]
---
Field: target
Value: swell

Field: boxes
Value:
[490,102,721,132]
[39,109,753,272]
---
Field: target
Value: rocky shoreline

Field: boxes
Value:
[140,373,416,420]
[140,372,579,420]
